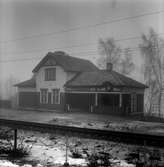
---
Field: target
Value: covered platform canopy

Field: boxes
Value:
[64,70,147,115]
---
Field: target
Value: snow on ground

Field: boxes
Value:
[0,128,139,167]
[0,160,32,167]
[20,131,134,166]
[1,128,164,167]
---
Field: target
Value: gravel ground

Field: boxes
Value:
[1,108,164,135]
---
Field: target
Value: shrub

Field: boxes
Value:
[86,152,112,167]
[0,132,32,158]
[126,147,164,167]
[87,153,99,167]
[0,127,13,140]
[70,148,83,159]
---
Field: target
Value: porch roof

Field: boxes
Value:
[14,78,36,88]
[65,70,147,89]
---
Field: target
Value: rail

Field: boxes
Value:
[0,118,163,147]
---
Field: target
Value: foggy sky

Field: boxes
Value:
[0,0,164,83]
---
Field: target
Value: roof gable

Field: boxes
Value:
[32,51,98,73]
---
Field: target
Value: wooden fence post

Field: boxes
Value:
[14,129,17,151]
[63,135,69,167]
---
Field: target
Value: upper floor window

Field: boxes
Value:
[45,68,56,81]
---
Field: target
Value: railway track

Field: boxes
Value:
[0,118,164,147]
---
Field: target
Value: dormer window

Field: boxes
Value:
[45,68,56,81]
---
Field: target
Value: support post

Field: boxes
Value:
[95,93,98,106]
[67,104,70,112]
[119,93,122,108]
[90,105,93,112]
[131,94,133,113]
[17,90,19,108]
[14,129,17,151]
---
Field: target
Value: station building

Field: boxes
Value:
[15,51,147,115]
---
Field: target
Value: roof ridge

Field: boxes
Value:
[53,51,91,62]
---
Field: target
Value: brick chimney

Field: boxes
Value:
[106,62,113,71]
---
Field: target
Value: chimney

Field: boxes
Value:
[106,62,113,71]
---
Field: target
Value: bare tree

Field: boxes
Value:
[0,82,2,100]
[98,38,121,71]
[98,38,135,76]
[139,28,164,116]
[119,48,135,75]
[4,75,19,100]
[3,76,20,108]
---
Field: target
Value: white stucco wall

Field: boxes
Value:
[35,66,76,92]
[36,66,66,92]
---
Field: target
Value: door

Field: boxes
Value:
[122,94,131,114]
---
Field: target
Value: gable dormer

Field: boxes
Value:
[32,51,98,73]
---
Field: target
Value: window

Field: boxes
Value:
[45,68,56,81]
[52,89,60,104]
[40,89,48,104]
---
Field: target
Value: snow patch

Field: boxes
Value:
[0,160,32,167]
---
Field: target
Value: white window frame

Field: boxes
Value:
[51,89,60,104]
[40,89,48,104]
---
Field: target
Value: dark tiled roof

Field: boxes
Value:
[15,78,36,88]
[65,70,147,89]
[32,51,98,73]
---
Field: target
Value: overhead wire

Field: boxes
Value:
[1,33,164,56]
[0,10,163,44]
[1,44,162,63]
[0,9,164,63]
